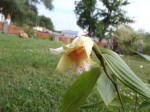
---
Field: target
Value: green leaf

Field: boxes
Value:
[131,50,150,62]
[97,72,116,106]
[139,101,150,109]
[80,101,103,109]
[110,94,133,107]
[147,84,150,88]
[61,67,101,112]
[101,48,150,98]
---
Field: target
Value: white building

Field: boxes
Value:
[61,30,78,38]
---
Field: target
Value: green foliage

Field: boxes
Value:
[109,93,134,109]
[139,101,150,109]
[131,50,150,62]
[114,25,136,42]
[38,15,54,30]
[23,26,34,37]
[0,33,64,112]
[80,101,103,109]
[61,43,150,111]
[0,0,54,27]
[61,67,101,112]
[113,25,136,54]
[113,26,150,55]
[0,33,150,112]
[97,72,116,106]
[74,0,97,36]
[40,0,54,10]
[140,34,150,55]
[0,0,37,26]
[0,74,68,112]
[101,48,150,98]
[49,34,54,41]
[99,0,133,37]
[74,0,133,39]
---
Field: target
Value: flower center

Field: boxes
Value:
[68,46,87,66]
[68,46,90,74]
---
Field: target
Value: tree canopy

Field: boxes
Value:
[0,0,54,28]
[74,0,98,36]
[74,0,133,40]
[38,15,54,30]
[26,0,53,10]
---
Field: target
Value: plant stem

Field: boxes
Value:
[93,44,125,112]
[134,93,138,112]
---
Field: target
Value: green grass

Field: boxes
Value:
[0,34,69,112]
[122,55,150,82]
[0,33,150,112]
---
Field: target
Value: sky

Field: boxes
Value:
[38,0,150,34]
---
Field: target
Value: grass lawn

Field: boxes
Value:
[0,33,150,112]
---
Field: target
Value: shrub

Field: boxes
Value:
[23,26,34,38]
[49,34,54,41]
[143,45,150,55]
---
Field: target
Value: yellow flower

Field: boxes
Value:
[50,36,95,74]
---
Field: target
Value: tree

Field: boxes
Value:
[74,0,133,40]
[38,15,54,30]
[99,0,133,38]
[113,25,144,54]
[0,0,24,19]
[0,0,53,26]
[114,25,136,42]
[11,1,38,26]
[26,0,53,10]
[74,0,98,37]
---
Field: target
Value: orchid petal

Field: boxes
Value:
[63,45,74,53]
[56,55,73,73]
[49,47,64,55]
[63,37,82,53]
[67,36,94,56]
[82,36,94,56]
[70,36,81,47]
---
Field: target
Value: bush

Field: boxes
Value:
[142,39,150,55]
[114,25,136,54]
[49,34,54,41]
[23,26,34,38]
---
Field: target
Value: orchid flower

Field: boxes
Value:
[50,36,95,74]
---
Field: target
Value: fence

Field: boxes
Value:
[59,36,74,43]
[8,24,22,35]
[0,22,52,39]
[0,22,22,34]
[0,22,106,47]
[36,31,53,39]
[0,22,2,32]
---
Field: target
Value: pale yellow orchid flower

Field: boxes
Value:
[50,36,95,74]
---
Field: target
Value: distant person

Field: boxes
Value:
[2,14,11,33]
[0,7,4,22]
[137,42,143,53]
[4,13,11,25]
[112,38,123,54]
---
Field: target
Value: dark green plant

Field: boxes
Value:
[38,15,54,30]
[23,26,34,37]
[74,0,97,37]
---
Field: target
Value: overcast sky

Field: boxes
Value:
[38,0,150,34]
